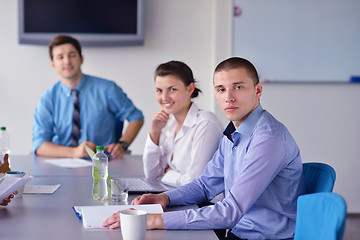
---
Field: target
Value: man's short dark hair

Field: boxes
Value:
[48,35,82,60]
[214,57,259,86]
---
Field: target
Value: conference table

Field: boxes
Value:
[1,154,218,240]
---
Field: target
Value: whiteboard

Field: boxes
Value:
[232,0,360,83]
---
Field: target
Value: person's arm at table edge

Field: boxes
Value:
[103,193,169,229]
[137,193,169,230]
[106,119,144,158]
[35,141,96,158]
[118,119,144,146]
[147,214,165,229]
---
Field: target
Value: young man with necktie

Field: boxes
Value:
[32,35,144,159]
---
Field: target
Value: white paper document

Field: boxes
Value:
[0,173,5,184]
[23,184,61,194]
[45,158,92,168]
[0,175,32,201]
[73,204,164,229]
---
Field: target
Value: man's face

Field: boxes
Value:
[214,68,262,128]
[50,43,83,82]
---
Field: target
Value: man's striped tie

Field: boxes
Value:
[71,89,80,147]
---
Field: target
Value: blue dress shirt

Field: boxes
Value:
[162,104,305,239]
[32,74,144,153]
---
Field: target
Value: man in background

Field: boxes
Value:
[33,35,144,159]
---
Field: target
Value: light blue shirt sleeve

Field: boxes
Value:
[162,143,226,228]
[107,81,144,122]
[32,88,60,152]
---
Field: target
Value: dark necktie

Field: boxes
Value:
[71,90,80,147]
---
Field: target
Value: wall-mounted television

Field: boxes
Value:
[18,0,145,46]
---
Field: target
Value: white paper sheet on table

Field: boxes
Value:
[73,204,164,229]
[45,158,92,168]
[23,184,61,194]
[0,175,32,201]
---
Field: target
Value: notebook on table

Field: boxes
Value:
[73,204,164,229]
[125,177,173,194]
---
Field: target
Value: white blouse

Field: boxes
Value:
[143,103,224,187]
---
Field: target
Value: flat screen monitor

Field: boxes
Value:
[18,0,145,46]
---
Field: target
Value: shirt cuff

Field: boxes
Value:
[143,134,162,163]
[161,170,181,187]
[162,211,187,229]
[32,139,46,155]
[165,188,186,206]
[145,133,160,150]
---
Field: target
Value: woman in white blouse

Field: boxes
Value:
[143,61,223,187]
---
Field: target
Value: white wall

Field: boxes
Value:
[1,0,359,213]
[0,0,221,156]
[260,84,360,213]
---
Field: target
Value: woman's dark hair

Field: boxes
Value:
[48,35,82,60]
[155,61,201,98]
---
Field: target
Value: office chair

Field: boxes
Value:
[302,162,336,194]
[294,192,347,240]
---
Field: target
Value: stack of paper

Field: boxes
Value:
[73,204,164,229]
[24,184,61,194]
[0,175,32,201]
[45,158,92,168]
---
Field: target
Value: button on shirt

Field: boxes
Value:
[32,74,144,152]
[162,104,305,239]
[143,103,223,187]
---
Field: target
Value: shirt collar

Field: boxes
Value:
[223,104,264,142]
[60,74,87,96]
[164,102,198,138]
[182,102,199,128]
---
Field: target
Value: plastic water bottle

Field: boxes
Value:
[92,145,108,201]
[0,126,10,164]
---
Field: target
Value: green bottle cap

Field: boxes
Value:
[0,127,6,131]
[96,145,104,151]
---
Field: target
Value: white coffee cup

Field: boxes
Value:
[120,209,148,240]
[5,171,26,198]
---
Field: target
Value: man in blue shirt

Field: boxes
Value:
[33,35,144,159]
[103,57,305,239]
